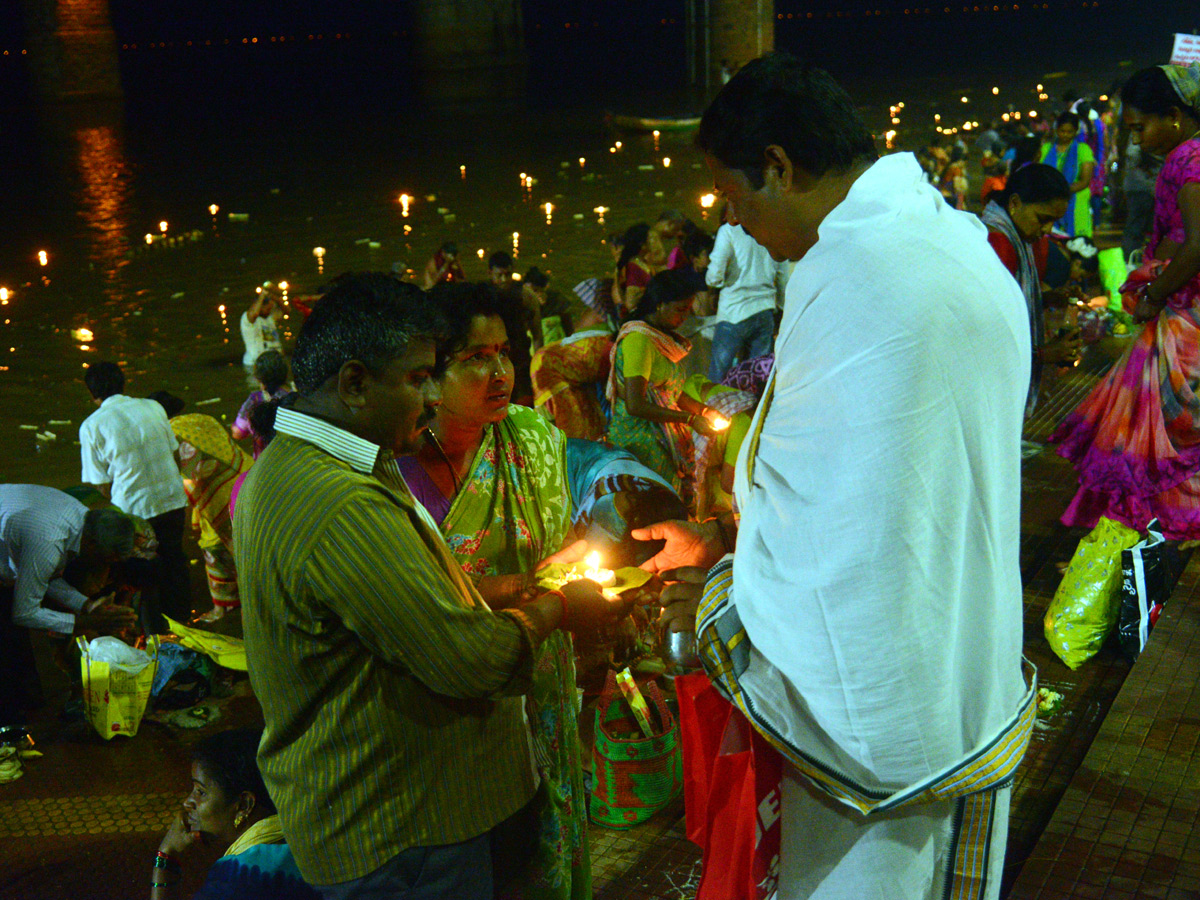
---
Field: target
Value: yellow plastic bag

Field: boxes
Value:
[163,616,248,671]
[77,636,160,740]
[1044,517,1141,669]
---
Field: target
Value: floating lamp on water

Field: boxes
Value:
[0,288,8,305]
[662,157,671,168]
[71,327,94,342]
[512,231,520,258]
[460,165,466,179]
[615,141,623,150]
[699,193,715,209]
[313,246,326,274]
[477,248,486,259]
[582,551,615,585]
[593,206,608,225]
[208,204,219,216]
[992,86,1000,95]
[159,221,168,234]
[37,250,48,267]
[543,202,554,224]
[960,96,968,103]
[578,157,586,168]
[399,194,412,217]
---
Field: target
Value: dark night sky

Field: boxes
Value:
[0,0,1195,92]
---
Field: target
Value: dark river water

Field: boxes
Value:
[0,2,1183,487]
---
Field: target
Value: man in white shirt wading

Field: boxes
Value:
[80,361,191,632]
[639,54,1033,900]
[704,220,787,382]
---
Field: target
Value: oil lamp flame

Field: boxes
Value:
[583,551,615,585]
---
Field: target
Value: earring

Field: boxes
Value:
[234,812,246,829]
[1175,122,1180,129]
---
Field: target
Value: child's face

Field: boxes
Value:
[1069,258,1086,282]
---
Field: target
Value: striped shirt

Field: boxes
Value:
[234,408,540,886]
[0,485,91,634]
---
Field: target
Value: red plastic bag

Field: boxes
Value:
[677,671,732,845]
[676,672,782,900]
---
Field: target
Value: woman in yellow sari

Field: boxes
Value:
[398,283,592,900]
[170,413,252,623]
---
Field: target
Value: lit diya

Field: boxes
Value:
[582,551,614,585]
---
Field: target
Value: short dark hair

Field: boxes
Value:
[252,350,289,395]
[696,53,877,189]
[82,508,136,559]
[427,281,513,371]
[630,268,705,322]
[523,266,549,289]
[992,162,1070,209]
[683,230,715,260]
[192,728,275,815]
[290,272,440,395]
[146,390,186,419]
[84,361,125,400]
[1123,66,1200,120]
[1054,111,1081,131]
[1011,135,1044,172]
[488,250,513,270]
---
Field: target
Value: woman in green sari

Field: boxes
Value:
[398,282,592,900]
[606,267,725,504]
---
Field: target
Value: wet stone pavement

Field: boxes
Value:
[4,345,1200,899]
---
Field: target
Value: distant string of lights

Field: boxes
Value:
[0,3,1111,57]
[775,1,1101,17]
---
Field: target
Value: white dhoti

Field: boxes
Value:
[781,768,1010,900]
[698,154,1036,900]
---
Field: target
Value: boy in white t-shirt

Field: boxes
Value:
[241,286,284,366]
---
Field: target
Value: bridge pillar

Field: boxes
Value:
[412,0,526,103]
[22,0,122,102]
[697,0,774,93]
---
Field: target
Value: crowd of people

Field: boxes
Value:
[3,50,1200,900]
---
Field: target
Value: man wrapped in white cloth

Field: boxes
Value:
[635,54,1036,900]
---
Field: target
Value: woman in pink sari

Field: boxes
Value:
[1053,64,1200,538]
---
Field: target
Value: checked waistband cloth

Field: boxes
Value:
[696,558,1038,900]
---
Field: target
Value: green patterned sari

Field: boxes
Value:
[440,405,590,900]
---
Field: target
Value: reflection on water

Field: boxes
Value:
[72,121,132,295]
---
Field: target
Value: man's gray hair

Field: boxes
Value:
[82,508,137,559]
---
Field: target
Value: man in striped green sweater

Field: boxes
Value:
[234,273,628,899]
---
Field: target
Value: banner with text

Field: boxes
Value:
[1171,33,1200,65]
